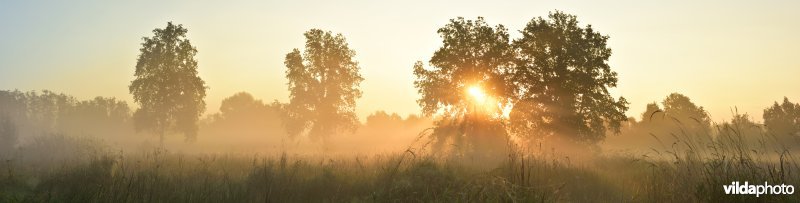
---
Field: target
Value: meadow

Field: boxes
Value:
[1,9,798,203]
[2,120,799,202]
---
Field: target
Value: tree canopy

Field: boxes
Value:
[413,17,514,119]
[508,11,628,144]
[283,29,364,141]
[763,97,800,140]
[204,92,283,138]
[129,22,207,142]
[414,12,630,148]
[661,93,711,132]
[413,17,513,155]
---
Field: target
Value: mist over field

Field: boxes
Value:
[2,1,800,202]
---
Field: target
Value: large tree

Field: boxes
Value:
[414,17,514,118]
[129,22,207,143]
[413,17,513,154]
[283,29,363,141]
[510,11,628,144]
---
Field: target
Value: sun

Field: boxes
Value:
[467,85,487,104]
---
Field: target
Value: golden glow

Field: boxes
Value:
[501,105,512,119]
[1,1,796,123]
[467,85,487,104]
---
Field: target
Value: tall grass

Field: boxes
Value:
[1,120,799,202]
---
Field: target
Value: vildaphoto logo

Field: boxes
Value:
[724,181,795,197]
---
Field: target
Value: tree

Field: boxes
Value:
[129,22,207,143]
[641,102,663,122]
[717,112,764,148]
[414,17,514,118]
[219,92,268,120]
[0,115,18,153]
[413,17,513,155]
[763,97,800,140]
[662,93,708,121]
[654,93,711,135]
[205,92,283,138]
[510,11,628,144]
[61,97,132,137]
[365,111,403,129]
[283,29,363,141]
[621,95,711,152]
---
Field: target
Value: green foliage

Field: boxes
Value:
[283,29,364,141]
[129,22,207,142]
[509,11,628,144]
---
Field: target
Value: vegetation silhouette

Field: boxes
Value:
[203,92,284,138]
[129,22,208,143]
[606,92,713,153]
[282,29,364,143]
[414,11,629,157]
[764,97,800,142]
[0,90,132,141]
[1,11,800,202]
[413,16,512,159]
[509,11,628,145]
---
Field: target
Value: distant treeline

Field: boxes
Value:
[606,93,800,152]
[0,90,431,149]
[0,90,131,140]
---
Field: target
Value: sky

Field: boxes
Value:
[1,0,798,123]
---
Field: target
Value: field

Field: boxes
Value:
[2,124,799,202]
[1,3,798,202]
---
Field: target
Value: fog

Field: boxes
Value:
[0,90,438,157]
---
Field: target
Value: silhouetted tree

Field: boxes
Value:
[218,92,266,118]
[24,90,74,132]
[365,111,403,129]
[0,90,29,137]
[641,102,663,122]
[0,90,28,121]
[283,29,363,141]
[62,97,132,136]
[620,95,711,152]
[716,112,764,148]
[0,90,133,139]
[661,93,711,134]
[510,11,628,144]
[207,92,283,137]
[129,22,207,143]
[413,17,514,118]
[413,17,513,157]
[763,97,800,141]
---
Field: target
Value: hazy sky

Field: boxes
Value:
[1,0,798,122]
